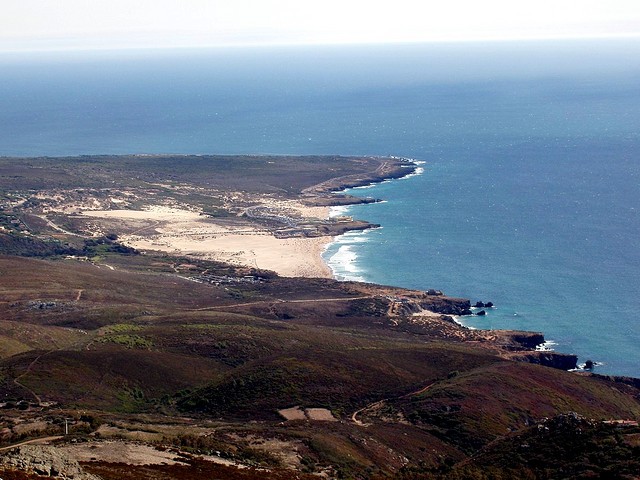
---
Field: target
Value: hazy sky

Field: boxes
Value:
[3,0,640,51]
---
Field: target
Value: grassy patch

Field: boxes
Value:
[103,323,143,334]
[98,334,152,349]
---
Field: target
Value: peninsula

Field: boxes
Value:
[0,155,638,479]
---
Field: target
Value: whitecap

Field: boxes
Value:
[327,245,366,281]
[336,231,371,243]
[400,166,425,180]
[535,340,557,351]
[329,205,351,218]
[450,315,477,330]
[324,230,373,282]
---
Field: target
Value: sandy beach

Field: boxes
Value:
[82,204,333,278]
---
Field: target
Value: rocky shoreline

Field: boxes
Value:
[378,290,578,370]
[301,156,417,197]
[309,157,580,372]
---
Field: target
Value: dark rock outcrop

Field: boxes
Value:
[302,158,417,196]
[419,297,472,316]
[510,332,546,349]
[474,301,494,308]
[512,351,578,370]
[592,374,640,391]
[316,221,380,236]
[304,195,380,207]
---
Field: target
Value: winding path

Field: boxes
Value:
[193,295,375,311]
[11,331,93,404]
[351,382,435,426]
[38,215,82,237]
[13,352,50,404]
[0,436,64,451]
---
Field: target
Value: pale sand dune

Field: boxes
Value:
[82,206,201,221]
[82,205,333,278]
[128,231,332,278]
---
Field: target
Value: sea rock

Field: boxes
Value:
[476,310,486,316]
[474,301,494,308]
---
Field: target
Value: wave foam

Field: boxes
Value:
[450,315,477,329]
[329,205,351,218]
[324,230,371,282]
[400,166,425,180]
[535,340,558,351]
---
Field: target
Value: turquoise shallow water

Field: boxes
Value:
[1,40,639,376]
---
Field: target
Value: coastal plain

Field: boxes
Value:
[0,155,639,479]
[0,154,396,278]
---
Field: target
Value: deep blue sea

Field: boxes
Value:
[1,40,639,376]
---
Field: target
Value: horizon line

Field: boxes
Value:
[1,32,639,55]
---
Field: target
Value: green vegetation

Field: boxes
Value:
[103,323,143,334]
[98,334,153,349]
[418,417,640,479]
[0,230,136,259]
[201,206,232,217]
[0,230,75,257]
[82,236,138,258]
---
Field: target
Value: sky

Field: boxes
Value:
[2,0,640,52]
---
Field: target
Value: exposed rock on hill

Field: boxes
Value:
[0,445,99,479]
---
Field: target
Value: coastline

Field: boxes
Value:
[315,160,590,373]
[0,151,581,371]
[10,152,583,371]
[74,156,419,280]
[321,158,424,282]
[0,154,417,281]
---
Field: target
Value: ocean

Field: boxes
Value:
[1,40,639,377]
